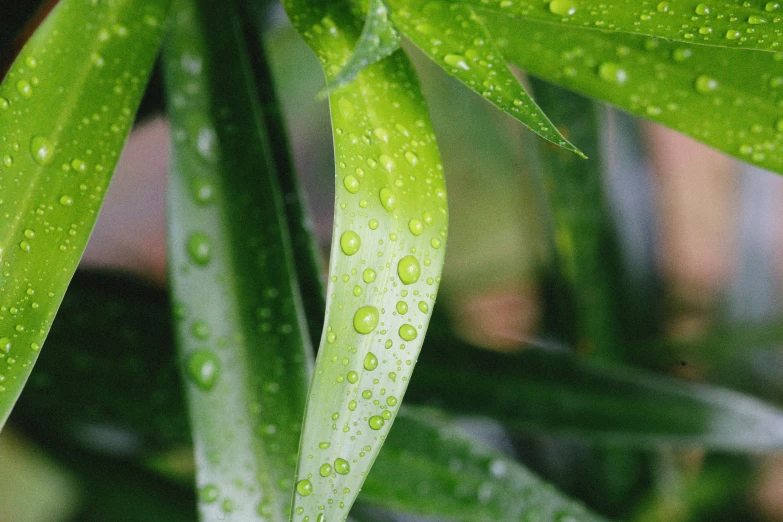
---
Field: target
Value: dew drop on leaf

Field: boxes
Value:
[30,136,54,165]
[340,230,361,255]
[187,349,221,391]
[364,352,379,370]
[296,479,313,496]
[187,232,212,265]
[334,458,350,475]
[397,255,421,284]
[353,306,379,334]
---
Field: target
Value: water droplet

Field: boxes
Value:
[399,324,417,341]
[408,219,424,236]
[347,370,359,383]
[767,1,780,11]
[387,396,398,406]
[348,399,357,410]
[776,119,783,132]
[418,301,429,313]
[296,479,313,496]
[59,195,73,206]
[398,256,421,285]
[379,187,396,212]
[396,301,408,314]
[334,458,350,475]
[353,306,379,334]
[19,241,31,252]
[191,178,215,204]
[694,75,718,94]
[444,54,470,70]
[343,174,360,194]
[320,463,332,477]
[369,415,385,430]
[0,338,10,354]
[16,80,32,98]
[192,321,211,339]
[405,151,419,166]
[597,62,627,85]
[319,442,331,449]
[362,389,373,399]
[549,0,577,15]
[725,29,741,40]
[369,219,379,230]
[672,48,692,62]
[0,98,8,110]
[431,237,442,249]
[2,155,12,167]
[749,15,767,24]
[187,349,220,391]
[695,3,709,15]
[373,127,389,143]
[30,136,54,165]
[656,1,669,12]
[199,484,219,503]
[364,352,379,371]
[363,268,376,283]
[340,230,361,256]
[187,232,212,265]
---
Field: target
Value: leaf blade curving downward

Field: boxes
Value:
[164,0,312,519]
[283,0,449,519]
[388,0,584,156]
[0,0,170,428]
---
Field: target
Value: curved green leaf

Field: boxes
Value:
[388,0,584,156]
[0,0,170,428]
[409,335,783,451]
[364,406,608,522]
[164,0,312,519]
[283,1,449,519]
[483,12,783,175]
[323,0,401,95]
[455,0,783,52]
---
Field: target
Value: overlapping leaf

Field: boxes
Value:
[0,0,170,428]
[454,0,783,52]
[164,0,312,519]
[482,12,783,175]
[283,0,449,519]
[388,0,583,156]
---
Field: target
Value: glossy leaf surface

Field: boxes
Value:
[484,12,783,175]
[283,0,449,519]
[164,0,311,519]
[456,0,783,52]
[0,0,169,428]
[388,0,583,156]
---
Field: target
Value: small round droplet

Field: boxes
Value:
[597,62,627,85]
[549,0,577,15]
[199,484,219,503]
[334,458,350,475]
[694,75,718,94]
[379,187,396,212]
[387,396,398,406]
[353,306,379,334]
[363,268,377,283]
[30,136,54,165]
[408,219,424,236]
[399,324,418,341]
[191,178,215,205]
[0,338,11,354]
[320,463,332,477]
[418,301,429,313]
[296,479,313,496]
[398,256,421,285]
[319,442,331,449]
[405,151,419,166]
[59,195,73,206]
[431,237,442,249]
[695,3,709,14]
[340,231,361,256]
[187,232,212,265]
[364,352,379,371]
[396,301,408,314]
[187,349,221,391]
[725,29,741,40]
[656,1,669,12]
[444,54,470,70]
[343,175,360,194]
[369,219,379,230]
[347,370,359,384]
[369,415,385,430]
[16,80,32,98]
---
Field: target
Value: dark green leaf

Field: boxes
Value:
[164,0,312,519]
[0,0,170,428]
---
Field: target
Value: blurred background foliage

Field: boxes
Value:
[3,1,783,521]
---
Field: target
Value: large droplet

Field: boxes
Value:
[694,75,718,94]
[186,349,220,391]
[320,463,332,477]
[369,415,385,430]
[334,458,350,475]
[408,219,424,236]
[549,0,577,16]
[30,136,54,165]
[187,232,212,265]
[444,54,470,71]
[379,187,396,212]
[364,352,379,371]
[343,174,360,194]
[353,306,379,334]
[397,256,421,285]
[296,479,313,496]
[363,268,376,283]
[597,63,627,85]
[340,230,361,255]
[399,324,418,341]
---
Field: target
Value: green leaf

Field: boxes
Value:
[164,0,312,519]
[0,0,170,428]
[530,81,624,360]
[388,0,584,156]
[283,0,449,519]
[362,406,608,522]
[323,0,402,95]
[454,0,783,52]
[482,12,783,175]
[409,333,783,451]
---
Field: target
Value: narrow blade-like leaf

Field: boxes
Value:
[323,0,401,95]
[409,336,783,451]
[0,0,170,428]
[388,0,584,156]
[164,0,311,519]
[455,0,783,52]
[362,406,608,522]
[283,0,449,519]
[483,12,783,175]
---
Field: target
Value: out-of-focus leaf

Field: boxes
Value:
[530,81,624,360]
[164,0,312,519]
[455,0,783,52]
[0,0,170,429]
[323,0,401,95]
[483,12,783,174]
[409,333,783,451]
[284,0,450,518]
[388,0,584,156]
[362,406,608,522]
